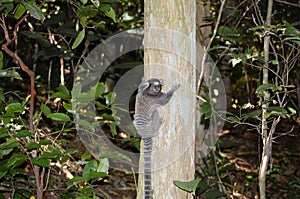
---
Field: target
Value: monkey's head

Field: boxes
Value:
[140,78,163,96]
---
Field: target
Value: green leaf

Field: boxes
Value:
[21,31,52,48]
[0,171,8,180]
[63,102,73,113]
[72,29,85,49]
[287,107,297,115]
[7,154,27,168]
[173,178,201,195]
[0,139,19,158]
[109,122,117,136]
[106,92,116,105]
[268,106,287,113]
[285,24,300,37]
[99,152,132,163]
[65,148,78,155]
[59,84,70,98]
[231,58,242,67]
[14,4,26,19]
[32,157,50,167]
[5,102,23,116]
[227,116,240,122]
[47,113,71,122]
[14,130,31,138]
[76,119,95,131]
[25,142,40,149]
[99,4,116,22]
[41,103,51,117]
[68,176,84,188]
[271,60,279,65]
[266,106,288,118]
[51,92,70,100]
[81,151,91,161]
[72,82,82,98]
[83,159,97,181]
[204,190,226,199]
[78,5,97,18]
[101,113,115,120]
[242,110,262,118]
[94,83,106,98]
[91,0,100,7]
[256,83,278,93]
[0,3,14,16]
[98,158,109,173]
[0,70,22,79]
[200,102,212,119]
[22,2,45,21]
[218,26,236,37]
[39,139,52,145]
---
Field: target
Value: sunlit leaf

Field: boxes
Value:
[14,4,26,19]
[32,157,50,167]
[59,84,70,98]
[106,92,116,105]
[47,113,71,122]
[81,151,91,161]
[173,178,201,195]
[231,58,242,67]
[227,116,240,122]
[287,107,297,115]
[41,103,51,117]
[0,70,22,79]
[256,83,278,93]
[7,154,27,168]
[109,122,117,137]
[72,29,85,49]
[98,158,109,173]
[99,4,116,22]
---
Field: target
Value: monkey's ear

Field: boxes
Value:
[159,79,164,86]
[140,82,150,91]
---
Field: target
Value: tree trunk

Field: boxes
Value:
[137,0,196,198]
[259,0,273,198]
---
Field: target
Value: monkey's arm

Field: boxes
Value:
[158,83,180,105]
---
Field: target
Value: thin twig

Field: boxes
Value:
[274,0,300,8]
[198,0,226,92]
[1,12,35,133]
[1,13,42,199]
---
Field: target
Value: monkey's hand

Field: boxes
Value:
[172,83,180,91]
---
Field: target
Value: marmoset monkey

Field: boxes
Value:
[134,78,180,199]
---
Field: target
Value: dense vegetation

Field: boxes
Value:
[0,0,299,198]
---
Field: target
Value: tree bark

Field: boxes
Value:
[137,0,196,198]
[259,0,273,198]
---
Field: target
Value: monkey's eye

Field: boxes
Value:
[153,85,161,92]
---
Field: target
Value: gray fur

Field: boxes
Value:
[134,78,180,199]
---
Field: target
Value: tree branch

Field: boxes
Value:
[1,13,36,133]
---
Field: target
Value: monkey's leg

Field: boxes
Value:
[151,110,164,133]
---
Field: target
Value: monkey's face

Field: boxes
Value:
[151,81,161,93]
[143,79,163,96]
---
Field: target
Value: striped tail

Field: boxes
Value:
[143,137,152,199]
